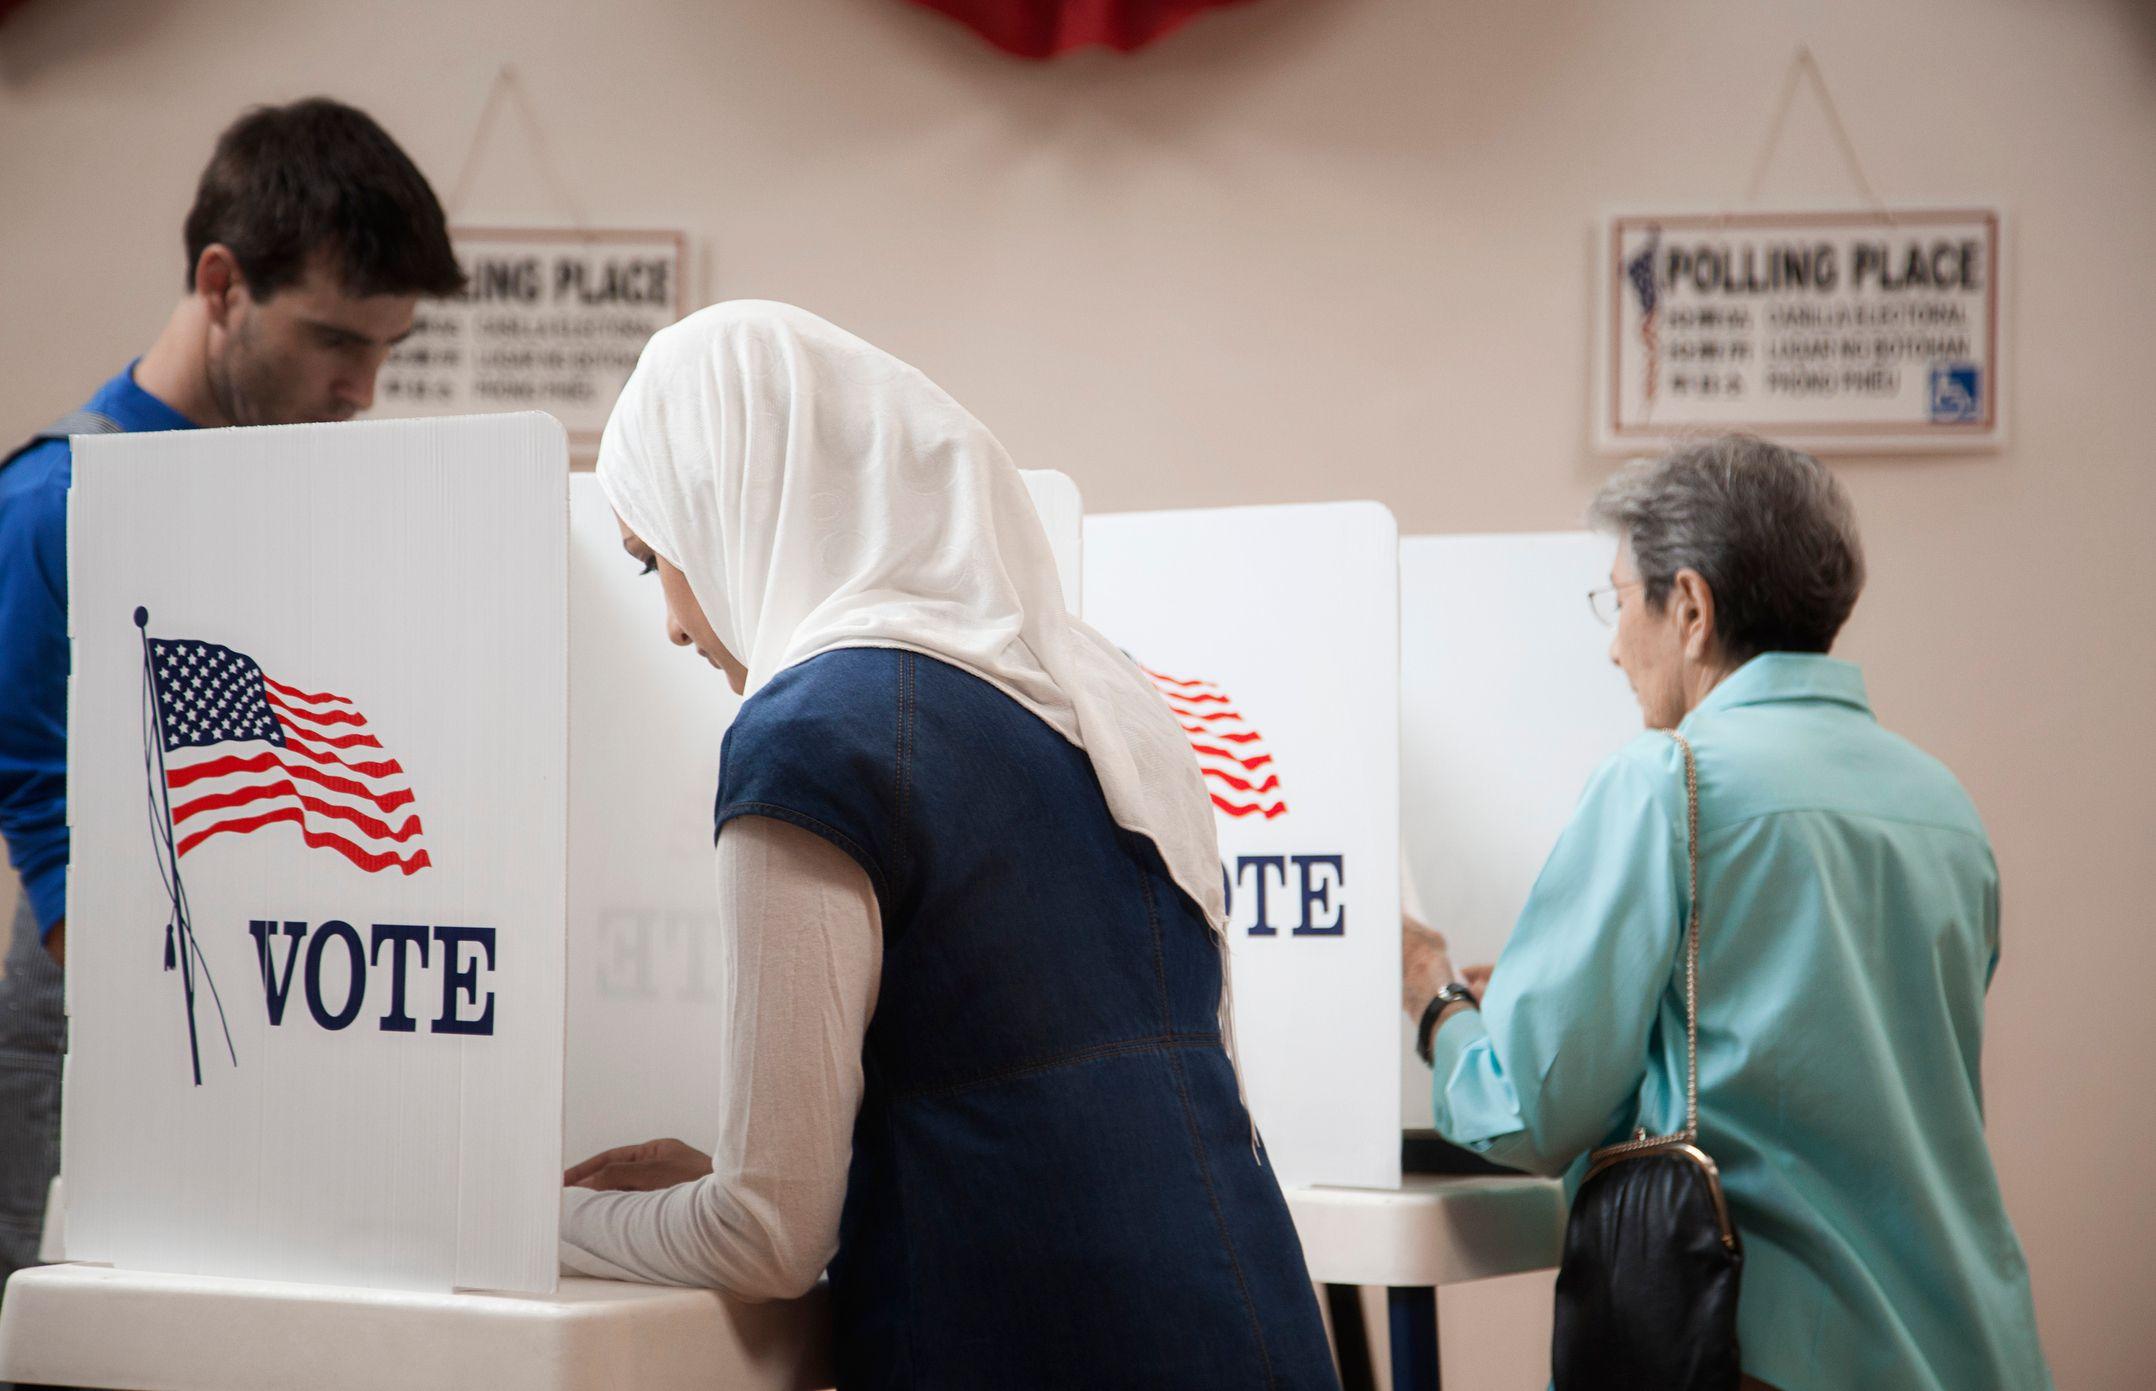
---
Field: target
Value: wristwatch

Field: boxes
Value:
[1414,982,1477,1068]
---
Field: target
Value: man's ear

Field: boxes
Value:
[194,245,245,328]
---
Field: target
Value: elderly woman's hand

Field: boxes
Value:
[565,1138,713,1192]
[1401,914,1459,1015]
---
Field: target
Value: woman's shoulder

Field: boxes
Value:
[1554,733,1692,848]
[1681,700,1989,842]
[731,647,903,739]
[723,648,907,793]
[719,649,908,894]
[1587,730,1691,804]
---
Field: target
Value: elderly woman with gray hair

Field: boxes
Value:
[1400,436,2049,1390]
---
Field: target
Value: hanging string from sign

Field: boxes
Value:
[443,63,591,231]
[1738,45,1893,223]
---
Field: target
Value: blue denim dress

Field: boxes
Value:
[716,647,1338,1390]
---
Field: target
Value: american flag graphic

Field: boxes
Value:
[147,635,433,874]
[1627,226,1662,404]
[1142,666,1288,821]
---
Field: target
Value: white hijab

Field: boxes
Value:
[597,300,1228,938]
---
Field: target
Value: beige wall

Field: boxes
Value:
[6,0,2154,1383]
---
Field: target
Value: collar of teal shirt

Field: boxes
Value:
[1684,650,1874,723]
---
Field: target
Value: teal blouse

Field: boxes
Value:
[1428,654,2050,1391]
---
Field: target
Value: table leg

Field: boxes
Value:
[1323,1284,1376,1391]
[1387,1285,1439,1391]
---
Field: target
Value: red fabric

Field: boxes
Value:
[905,0,1258,58]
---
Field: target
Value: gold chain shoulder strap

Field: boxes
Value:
[1673,730,1701,1141]
[1592,729,1703,1157]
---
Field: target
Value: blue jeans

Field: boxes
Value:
[0,893,62,1306]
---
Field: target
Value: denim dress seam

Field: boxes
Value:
[890,1094,919,1388]
[894,651,917,901]
[895,652,913,834]
[1138,858,1278,1389]
[1139,834,1175,1036]
[889,651,920,1383]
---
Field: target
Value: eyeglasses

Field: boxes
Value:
[1586,580,1645,627]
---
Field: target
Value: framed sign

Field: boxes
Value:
[375,227,688,451]
[1597,208,2004,453]
[1084,502,1401,1191]
[66,414,569,1294]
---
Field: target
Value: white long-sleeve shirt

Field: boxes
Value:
[559,815,882,1299]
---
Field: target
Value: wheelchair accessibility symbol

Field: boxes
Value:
[1929,361,1983,423]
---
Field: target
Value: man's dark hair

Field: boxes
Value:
[183,97,465,300]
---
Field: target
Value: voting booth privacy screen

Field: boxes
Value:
[565,477,740,1163]
[65,415,570,1294]
[1019,470,1084,617]
[61,424,1610,1303]
[1396,532,1640,1124]
[64,449,1069,1295]
[1084,503,1403,1192]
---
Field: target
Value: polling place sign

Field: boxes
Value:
[1084,503,1401,1191]
[375,228,687,449]
[65,414,569,1294]
[1598,209,2004,453]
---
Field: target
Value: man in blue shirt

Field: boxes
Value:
[0,97,465,1303]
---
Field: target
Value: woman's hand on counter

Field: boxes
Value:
[564,1138,714,1192]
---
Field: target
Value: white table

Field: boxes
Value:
[0,1263,831,1391]
[1287,1174,1566,1391]
[1,1175,1558,1390]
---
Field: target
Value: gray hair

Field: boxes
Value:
[1588,434,1866,658]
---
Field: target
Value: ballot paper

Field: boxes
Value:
[65,414,569,1293]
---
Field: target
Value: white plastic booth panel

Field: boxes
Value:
[66,414,570,1293]
[1083,502,1402,1192]
[1395,532,1641,1126]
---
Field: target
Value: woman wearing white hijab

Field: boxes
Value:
[560,302,1337,1389]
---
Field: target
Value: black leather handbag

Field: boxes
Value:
[1552,731,1744,1391]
